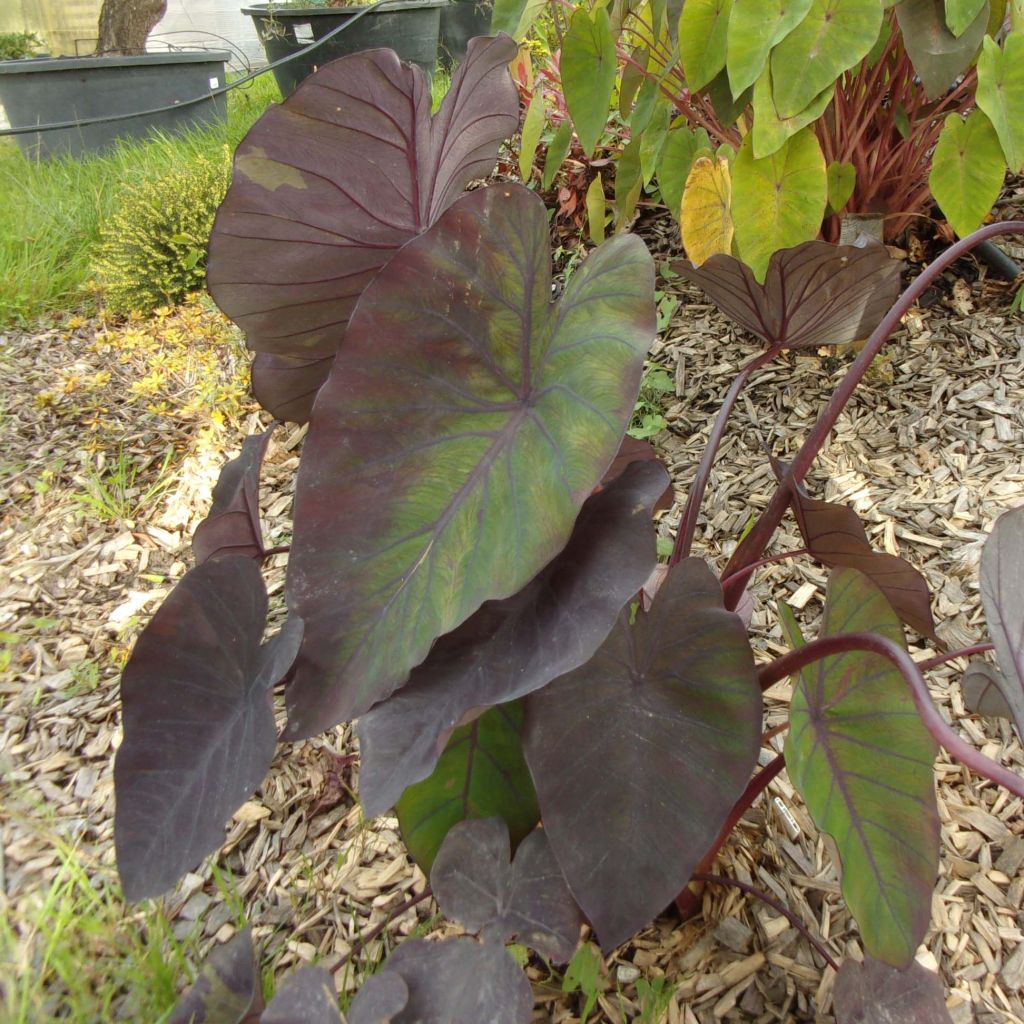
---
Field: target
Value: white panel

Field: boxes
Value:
[151,0,267,69]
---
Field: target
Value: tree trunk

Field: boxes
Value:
[96,0,168,56]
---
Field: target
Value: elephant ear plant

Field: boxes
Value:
[112,34,1024,1023]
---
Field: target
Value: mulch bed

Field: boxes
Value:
[1,215,1023,1021]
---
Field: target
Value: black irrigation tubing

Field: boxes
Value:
[0,0,394,138]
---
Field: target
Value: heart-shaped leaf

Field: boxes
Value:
[430,819,581,960]
[976,32,1024,173]
[896,0,989,98]
[680,156,734,265]
[283,183,655,735]
[207,36,519,421]
[523,558,762,950]
[115,557,302,900]
[769,0,882,118]
[727,0,814,96]
[783,568,940,968]
[961,660,1014,719]
[678,0,733,92]
[356,459,667,818]
[787,483,938,639]
[396,702,540,872]
[827,160,857,213]
[192,426,273,565]
[731,128,827,283]
[675,240,899,351]
[561,6,618,156]
[752,64,832,159]
[945,0,987,35]
[169,927,262,1024]
[832,955,953,1023]
[656,124,711,220]
[930,110,1006,238]
[361,938,533,1024]
[261,967,342,1024]
[979,504,1024,739]
[347,973,409,1024]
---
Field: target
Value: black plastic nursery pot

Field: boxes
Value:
[243,2,447,96]
[0,51,231,160]
[439,0,493,65]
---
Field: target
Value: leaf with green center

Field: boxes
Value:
[115,557,303,900]
[731,129,827,282]
[976,33,1024,173]
[207,36,519,422]
[769,0,882,118]
[979,504,1024,740]
[523,558,761,950]
[726,0,814,96]
[396,703,540,872]
[356,460,667,819]
[826,160,856,213]
[832,955,953,1023]
[752,63,833,159]
[783,568,940,968]
[674,240,900,350]
[678,0,733,92]
[930,110,1006,237]
[283,184,654,735]
[561,6,618,156]
[656,124,711,219]
[169,928,262,1024]
[945,0,987,35]
[896,0,989,98]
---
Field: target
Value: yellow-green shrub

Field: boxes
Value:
[92,152,231,316]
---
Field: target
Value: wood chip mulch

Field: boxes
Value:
[1,236,1023,1022]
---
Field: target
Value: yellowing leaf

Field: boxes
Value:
[680,156,734,266]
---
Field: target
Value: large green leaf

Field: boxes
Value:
[523,558,762,951]
[731,129,827,282]
[752,63,833,159]
[930,110,1006,237]
[491,0,547,37]
[770,0,883,118]
[283,184,655,736]
[679,0,733,91]
[896,0,989,98]
[726,0,814,96]
[396,703,540,872]
[826,160,856,213]
[783,568,940,968]
[562,6,618,156]
[656,123,712,218]
[976,32,1024,173]
[945,0,987,35]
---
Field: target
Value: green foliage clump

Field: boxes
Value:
[92,152,230,316]
[0,32,43,60]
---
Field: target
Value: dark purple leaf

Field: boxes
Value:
[430,819,581,961]
[115,557,301,900]
[833,955,953,1024]
[193,426,273,565]
[380,938,532,1024]
[169,927,262,1024]
[283,183,655,736]
[347,972,409,1024]
[396,703,540,873]
[789,484,938,641]
[674,241,900,350]
[979,504,1024,739]
[783,569,939,968]
[896,0,989,99]
[961,660,1014,720]
[356,460,668,818]
[601,435,674,512]
[523,557,762,951]
[207,35,519,422]
[261,966,342,1024]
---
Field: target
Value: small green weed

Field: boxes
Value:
[629,363,675,439]
[75,446,176,524]
[634,975,676,1022]
[561,942,604,1022]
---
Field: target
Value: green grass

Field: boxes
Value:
[0,73,281,329]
